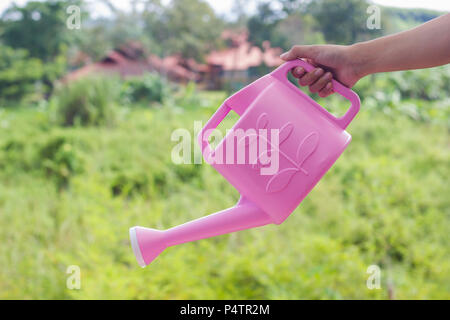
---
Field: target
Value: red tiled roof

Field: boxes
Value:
[148,54,198,81]
[206,33,283,71]
[64,50,198,83]
[64,34,283,84]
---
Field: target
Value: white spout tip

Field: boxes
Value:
[129,227,146,268]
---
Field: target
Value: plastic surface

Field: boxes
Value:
[130,197,271,266]
[130,59,360,266]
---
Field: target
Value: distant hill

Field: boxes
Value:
[382,6,446,33]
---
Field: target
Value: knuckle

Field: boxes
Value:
[310,46,320,57]
[309,76,318,84]
[319,77,329,85]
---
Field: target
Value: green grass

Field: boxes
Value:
[0,91,449,299]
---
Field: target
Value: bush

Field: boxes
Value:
[51,76,120,126]
[355,65,450,102]
[37,135,84,189]
[110,167,170,198]
[121,73,169,105]
[110,171,150,197]
[0,45,44,104]
[172,81,210,109]
[171,163,203,183]
[0,45,67,105]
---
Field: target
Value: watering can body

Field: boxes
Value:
[130,59,360,267]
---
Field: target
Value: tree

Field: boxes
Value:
[247,2,287,49]
[308,0,381,44]
[1,0,83,61]
[231,0,249,28]
[0,45,44,103]
[151,0,224,60]
[91,0,224,61]
[278,0,308,15]
[275,12,325,47]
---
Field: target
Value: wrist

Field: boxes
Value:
[347,42,376,79]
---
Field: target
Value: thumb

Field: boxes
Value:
[280,45,318,61]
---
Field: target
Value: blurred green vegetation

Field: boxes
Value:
[0,0,449,300]
[0,45,44,103]
[121,74,170,105]
[50,76,120,127]
[0,89,449,299]
[1,0,445,106]
[0,0,83,60]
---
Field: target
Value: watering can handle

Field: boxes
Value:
[271,59,360,129]
[198,101,231,158]
[198,59,361,156]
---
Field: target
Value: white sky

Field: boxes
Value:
[0,0,449,17]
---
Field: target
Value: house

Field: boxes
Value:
[204,31,284,89]
[64,33,284,90]
[64,41,197,83]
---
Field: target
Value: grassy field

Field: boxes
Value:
[0,90,449,299]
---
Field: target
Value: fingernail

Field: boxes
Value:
[326,82,332,90]
[314,68,323,76]
[324,72,332,79]
[295,67,304,75]
[280,52,288,59]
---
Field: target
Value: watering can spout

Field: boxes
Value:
[129,197,272,267]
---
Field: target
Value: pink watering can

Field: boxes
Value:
[130,59,360,267]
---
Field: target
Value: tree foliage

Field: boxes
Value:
[247,2,288,49]
[0,45,44,103]
[308,0,381,44]
[85,0,224,61]
[1,0,82,61]
[147,0,224,60]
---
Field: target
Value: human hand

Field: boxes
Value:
[280,45,362,97]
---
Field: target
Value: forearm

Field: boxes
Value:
[351,13,450,78]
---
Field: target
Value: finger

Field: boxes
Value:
[318,82,334,97]
[309,72,333,93]
[298,68,323,87]
[305,58,318,67]
[291,66,305,78]
[280,45,317,61]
